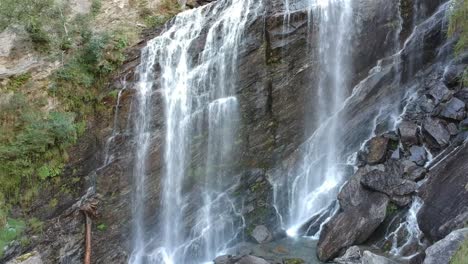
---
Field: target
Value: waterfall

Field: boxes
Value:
[282,0,354,236]
[129,0,263,263]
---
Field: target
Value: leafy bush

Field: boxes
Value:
[0,218,25,257]
[451,238,468,264]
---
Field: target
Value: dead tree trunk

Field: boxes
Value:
[80,201,98,264]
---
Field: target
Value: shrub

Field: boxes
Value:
[448,0,468,55]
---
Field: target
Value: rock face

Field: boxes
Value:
[6,252,43,264]
[418,141,468,242]
[333,246,362,264]
[423,228,468,264]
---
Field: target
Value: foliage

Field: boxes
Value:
[139,0,181,28]
[448,0,468,55]
[97,223,107,231]
[0,218,25,257]
[451,237,468,264]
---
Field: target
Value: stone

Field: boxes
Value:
[251,225,273,244]
[333,246,362,264]
[435,97,466,121]
[215,255,236,264]
[443,64,465,88]
[365,136,390,165]
[361,251,398,264]
[408,145,427,166]
[318,168,389,261]
[398,120,419,146]
[236,255,270,264]
[360,165,417,198]
[423,228,468,264]
[283,258,305,264]
[418,142,468,241]
[426,82,452,105]
[447,122,459,136]
[454,88,468,105]
[402,161,427,182]
[422,117,450,149]
[6,252,43,264]
[460,118,468,131]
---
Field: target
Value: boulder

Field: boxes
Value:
[361,251,398,264]
[237,255,270,264]
[460,118,468,131]
[423,228,468,264]
[447,122,459,136]
[318,168,389,261]
[398,120,420,146]
[426,82,452,105]
[408,145,428,166]
[418,142,468,241]
[454,88,468,105]
[214,255,270,264]
[434,97,466,121]
[422,117,450,149]
[360,160,417,206]
[443,64,465,88]
[362,136,390,165]
[402,160,427,182]
[251,225,273,244]
[333,246,362,264]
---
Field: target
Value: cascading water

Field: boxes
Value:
[281,0,354,236]
[129,0,263,263]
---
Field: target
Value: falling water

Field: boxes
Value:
[386,197,424,257]
[282,0,354,236]
[129,0,263,263]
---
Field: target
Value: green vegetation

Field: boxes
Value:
[386,202,398,215]
[0,218,25,257]
[448,0,468,56]
[138,0,182,28]
[451,238,468,264]
[97,223,107,231]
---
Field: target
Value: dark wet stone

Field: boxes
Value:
[422,117,450,149]
[426,82,452,105]
[398,120,420,146]
[434,97,466,121]
[408,145,427,166]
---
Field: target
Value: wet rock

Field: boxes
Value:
[426,82,452,105]
[418,142,468,241]
[402,160,427,182]
[6,251,43,264]
[454,88,468,105]
[318,168,389,261]
[298,201,337,236]
[423,228,468,264]
[360,161,417,206]
[408,145,428,166]
[398,121,420,146]
[443,64,465,88]
[361,136,390,165]
[215,255,236,264]
[459,118,468,130]
[333,246,362,264]
[361,251,398,264]
[422,117,450,149]
[434,97,466,121]
[251,225,273,244]
[447,122,459,136]
[237,255,270,264]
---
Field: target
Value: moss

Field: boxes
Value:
[97,223,107,231]
[448,0,468,56]
[450,237,468,264]
[284,258,306,264]
[386,202,398,215]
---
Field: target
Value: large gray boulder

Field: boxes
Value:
[422,117,450,149]
[426,82,452,105]
[360,160,417,206]
[434,97,466,121]
[398,120,420,146]
[418,142,468,241]
[317,167,389,261]
[251,225,273,244]
[423,228,468,264]
[361,251,398,264]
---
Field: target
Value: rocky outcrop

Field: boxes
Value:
[418,141,468,242]
[423,228,468,264]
